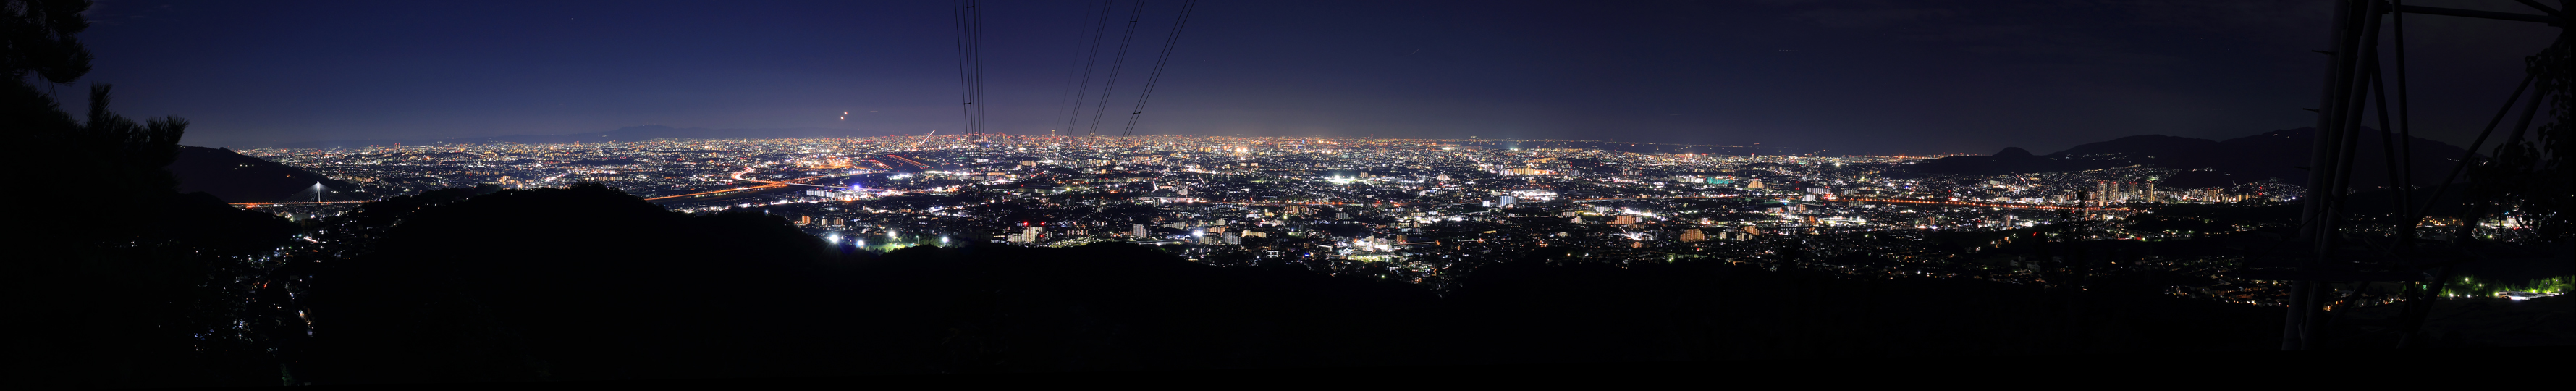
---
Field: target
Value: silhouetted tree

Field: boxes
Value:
[4,1,297,387]
[2469,27,2575,242]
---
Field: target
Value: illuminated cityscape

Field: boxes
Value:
[11,0,2569,386]
[229,133,2455,305]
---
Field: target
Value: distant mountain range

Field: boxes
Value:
[271,125,880,148]
[168,146,360,203]
[1901,127,2472,189]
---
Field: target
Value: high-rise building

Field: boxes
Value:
[1679,229,1706,243]
[1498,196,1516,207]
[2095,181,2114,206]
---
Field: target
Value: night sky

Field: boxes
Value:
[67,1,2559,155]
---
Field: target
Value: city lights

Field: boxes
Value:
[235,134,2484,308]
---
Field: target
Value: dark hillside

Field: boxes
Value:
[167,146,360,203]
[301,184,1446,381]
[305,184,835,382]
[2054,135,2224,158]
[296,185,2291,383]
[1438,256,2281,363]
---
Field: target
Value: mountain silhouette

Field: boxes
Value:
[166,146,362,203]
[1904,127,2468,189]
[271,125,879,148]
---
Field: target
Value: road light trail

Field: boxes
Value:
[1836,197,2132,211]
[229,201,379,206]
[1552,196,2131,211]
[645,167,850,201]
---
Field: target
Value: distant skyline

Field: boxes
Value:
[66,0,2559,155]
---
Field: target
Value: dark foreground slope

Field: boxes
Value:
[303,185,833,382]
[1441,245,2300,364]
[7,81,302,389]
[292,185,2295,384]
[301,185,1443,381]
[166,146,360,203]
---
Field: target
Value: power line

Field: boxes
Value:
[1085,1,1149,137]
[1061,0,1112,138]
[1119,0,1200,138]
[971,1,987,141]
[1057,1,1115,137]
[951,0,987,140]
[2368,1,2423,224]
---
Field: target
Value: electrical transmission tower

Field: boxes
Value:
[2263,0,2564,350]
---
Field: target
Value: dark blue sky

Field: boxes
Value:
[67,0,2559,155]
